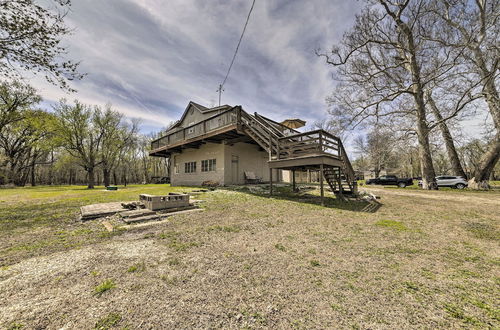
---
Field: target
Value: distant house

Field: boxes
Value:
[150,102,357,200]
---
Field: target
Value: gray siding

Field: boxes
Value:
[178,104,221,129]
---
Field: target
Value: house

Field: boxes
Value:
[150,102,357,203]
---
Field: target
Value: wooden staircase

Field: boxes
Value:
[238,110,358,196]
[323,166,357,195]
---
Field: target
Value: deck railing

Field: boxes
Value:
[276,129,356,182]
[276,129,341,159]
[151,108,238,151]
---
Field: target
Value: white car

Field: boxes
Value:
[418,176,468,189]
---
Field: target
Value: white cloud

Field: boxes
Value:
[30,0,362,132]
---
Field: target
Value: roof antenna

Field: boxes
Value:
[217,84,224,106]
[217,0,255,106]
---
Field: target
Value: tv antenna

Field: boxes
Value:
[217,84,224,107]
[217,0,256,105]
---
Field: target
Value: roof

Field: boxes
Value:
[165,101,232,133]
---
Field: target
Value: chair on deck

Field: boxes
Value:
[244,171,262,184]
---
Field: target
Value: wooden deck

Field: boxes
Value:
[150,108,244,156]
[268,155,344,170]
[150,106,358,201]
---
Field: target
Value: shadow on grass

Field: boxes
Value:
[221,184,382,213]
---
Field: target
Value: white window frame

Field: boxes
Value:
[201,159,216,172]
[184,161,196,174]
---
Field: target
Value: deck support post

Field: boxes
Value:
[319,164,324,206]
[269,168,273,196]
[292,169,296,192]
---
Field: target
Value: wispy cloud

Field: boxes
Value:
[32,0,363,133]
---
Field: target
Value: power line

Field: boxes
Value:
[217,0,256,105]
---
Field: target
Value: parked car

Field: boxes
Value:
[366,175,413,188]
[418,176,468,189]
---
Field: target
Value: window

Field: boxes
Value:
[184,161,196,173]
[201,159,216,172]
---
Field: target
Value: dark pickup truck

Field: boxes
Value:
[366,175,413,188]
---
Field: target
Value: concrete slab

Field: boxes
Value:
[122,208,204,228]
[122,214,162,224]
[119,209,156,219]
[79,201,134,221]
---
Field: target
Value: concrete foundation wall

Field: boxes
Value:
[282,170,319,183]
[170,141,281,186]
[170,143,225,186]
[223,142,278,185]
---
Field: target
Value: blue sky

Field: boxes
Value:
[33,0,363,134]
[31,0,490,148]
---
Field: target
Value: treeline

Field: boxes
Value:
[350,127,499,180]
[0,81,168,188]
[320,0,499,189]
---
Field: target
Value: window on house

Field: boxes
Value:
[184,161,196,173]
[201,159,216,172]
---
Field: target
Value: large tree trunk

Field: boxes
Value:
[48,150,54,185]
[427,94,467,178]
[468,47,500,189]
[412,76,437,190]
[87,167,95,189]
[469,131,500,189]
[7,152,23,186]
[30,150,38,186]
[393,13,438,190]
[30,159,36,186]
[416,120,438,189]
[103,168,111,187]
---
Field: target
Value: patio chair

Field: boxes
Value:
[244,171,262,184]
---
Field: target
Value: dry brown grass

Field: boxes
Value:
[0,184,499,329]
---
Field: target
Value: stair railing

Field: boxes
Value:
[338,140,357,191]
[239,111,280,157]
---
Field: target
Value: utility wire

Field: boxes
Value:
[218,0,256,104]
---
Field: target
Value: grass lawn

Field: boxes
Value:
[0,184,499,328]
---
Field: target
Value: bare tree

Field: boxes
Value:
[353,128,397,177]
[318,1,446,189]
[319,0,483,189]
[428,0,499,189]
[425,91,468,178]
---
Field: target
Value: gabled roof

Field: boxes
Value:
[166,101,232,134]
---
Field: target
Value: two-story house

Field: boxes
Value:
[150,101,357,203]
